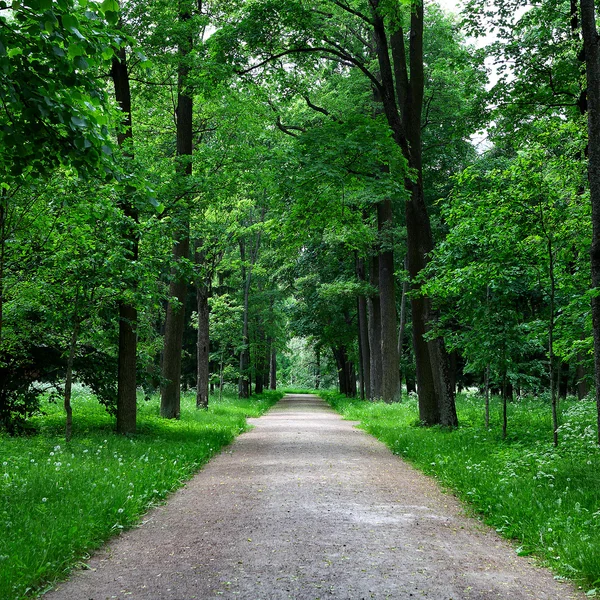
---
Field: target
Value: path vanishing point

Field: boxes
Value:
[46,394,585,600]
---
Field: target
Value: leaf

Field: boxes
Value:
[70,116,87,128]
[74,55,89,70]
[62,14,79,32]
[68,44,85,59]
[104,10,119,25]
[100,0,119,13]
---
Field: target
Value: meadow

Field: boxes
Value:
[324,390,600,594]
[0,387,282,599]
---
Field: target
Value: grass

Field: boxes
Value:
[323,389,600,592]
[0,386,282,600]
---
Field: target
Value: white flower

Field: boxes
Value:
[41,498,47,502]
[117,508,124,514]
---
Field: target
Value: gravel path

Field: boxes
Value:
[45,394,584,600]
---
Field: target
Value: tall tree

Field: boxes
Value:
[160,0,196,418]
[111,11,138,434]
[580,0,600,443]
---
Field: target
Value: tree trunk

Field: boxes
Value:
[64,318,81,443]
[397,255,409,392]
[576,355,590,399]
[196,282,210,409]
[270,347,277,390]
[161,5,193,419]
[238,239,251,398]
[371,0,457,425]
[377,200,401,403]
[0,194,5,344]
[111,33,138,435]
[368,255,383,399]
[581,0,600,444]
[315,346,321,390]
[357,258,371,400]
[484,365,490,429]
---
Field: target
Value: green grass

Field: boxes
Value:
[323,390,600,592]
[281,387,318,394]
[0,387,282,600]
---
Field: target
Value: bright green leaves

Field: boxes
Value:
[0,0,122,182]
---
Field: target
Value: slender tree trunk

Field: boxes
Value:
[161,4,193,418]
[0,194,5,344]
[397,256,409,360]
[357,258,371,400]
[270,347,277,390]
[548,237,559,446]
[255,326,265,394]
[238,239,251,398]
[484,365,490,429]
[368,256,383,399]
[377,200,401,402]
[196,282,210,409]
[502,371,508,440]
[64,318,81,443]
[576,354,590,399]
[315,346,321,390]
[111,34,138,434]
[581,0,600,444]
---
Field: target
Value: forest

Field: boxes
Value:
[2,0,600,596]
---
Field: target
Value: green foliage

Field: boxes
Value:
[424,119,589,390]
[0,386,282,599]
[0,0,121,182]
[325,390,600,589]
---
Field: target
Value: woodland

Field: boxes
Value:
[2,0,600,439]
[3,0,600,596]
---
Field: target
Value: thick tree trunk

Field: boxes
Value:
[368,256,383,399]
[371,0,457,425]
[196,283,210,409]
[377,200,401,402]
[581,0,600,444]
[161,7,193,418]
[111,36,138,434]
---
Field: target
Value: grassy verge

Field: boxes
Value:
[0,387,282,600]
[323,390,600,592]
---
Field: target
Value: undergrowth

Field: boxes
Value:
[0,387,282,600]
[323,390,600,593]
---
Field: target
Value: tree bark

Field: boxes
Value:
[581,0,600,444]
[377,199,401,402]
[357,257,371,400]
[371,0,457,425]
[368,255,383,399]
[196,282,210,409]
[270,347,277,390]
[238,239,251,398]
[161,4,194,418]
[111,35,138,435]
[64,317,81,443]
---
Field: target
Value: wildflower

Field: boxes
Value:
[117,508,124,514]
[41,498,47,502]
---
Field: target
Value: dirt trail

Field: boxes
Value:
[46,394,584,600]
